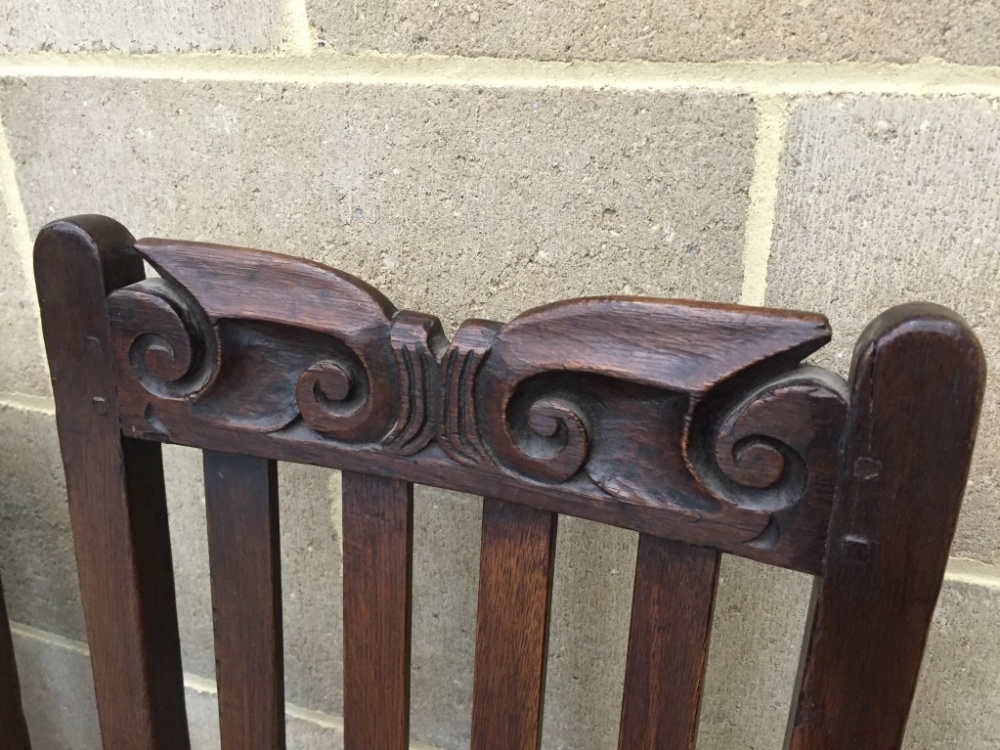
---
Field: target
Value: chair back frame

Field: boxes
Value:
[34,215,986,750]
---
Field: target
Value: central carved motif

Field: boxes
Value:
[107,238,849,562]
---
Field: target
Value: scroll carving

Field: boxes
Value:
[690,366,849,513]
[107,238,850,568]
[110,239,399,442]
[110,279,218,400]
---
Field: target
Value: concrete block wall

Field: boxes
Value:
[1,3,999,748]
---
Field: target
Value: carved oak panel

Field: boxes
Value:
[107,238,849,573]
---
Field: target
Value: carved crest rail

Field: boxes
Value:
[105,237,848,573]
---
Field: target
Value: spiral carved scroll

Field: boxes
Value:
[107,278,219,400]
[197,320,396,440]
[104,236,414,441]
[295,357,374,440]
[500,393,591,483]
[687,365,849,513]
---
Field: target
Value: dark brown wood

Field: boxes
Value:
[34,217,189,750]
[204,451,284,750]
[341,472,413,750]
[104,236,852,574]
[34,216,987,750]
[470,498,557,750]
[618,536,719,750]
[0,574,31,749]
[102,416,830,574]
[786,303,986,750]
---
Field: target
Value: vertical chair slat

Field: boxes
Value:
[618,535,720,750]
[786,304,986,750]
[342,472,414,750]
[35,217,190,749]
[0,575,31,749]
[470,498,557,750]
[204,451,284,750]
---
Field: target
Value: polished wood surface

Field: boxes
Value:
[35,217,190,750]
[34,215,986,749]
[470,499,557,750]
[204,451,285,750]
[105,236,851,574]
[787,304,986,750]
[618,536,719,750]
[342,472,414,750]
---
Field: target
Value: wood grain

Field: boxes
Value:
[0,573,31,749]
[618,536,719,750]
[341,472,414,750]
[107,417,830,574]
[34,216,987,750]
[470,498,557,750]
[204,451,284,750]
[35,216,190,750]
[105,234,852,574]
[786,303,986,750]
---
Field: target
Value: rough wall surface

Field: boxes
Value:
[0,2,998,748]
[309,0,1000,65]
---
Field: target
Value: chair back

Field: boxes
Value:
[34,215,986,750]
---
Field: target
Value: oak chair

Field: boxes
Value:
[34,215,985,750]
[0,572,31,748]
